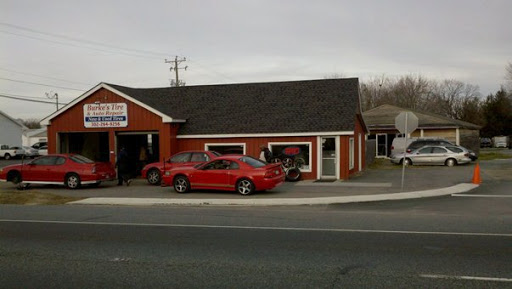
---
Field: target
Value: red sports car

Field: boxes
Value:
[161,155,285,195]
[141,150,221,185]
[0,154,116,189]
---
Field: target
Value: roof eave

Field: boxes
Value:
[40,83,179,126]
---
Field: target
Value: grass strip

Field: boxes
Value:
[0,190,82,205]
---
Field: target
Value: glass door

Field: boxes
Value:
[321,137,336,178]
[376,134,388,157]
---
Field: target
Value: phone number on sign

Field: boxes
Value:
[88,121,123,127]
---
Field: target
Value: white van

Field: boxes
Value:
[390,136,417,157]
[492,136,509,148]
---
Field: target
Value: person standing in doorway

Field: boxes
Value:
[116,147,132,186]
[259,144,272,163]
[138,146,148,175]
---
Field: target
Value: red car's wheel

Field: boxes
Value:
[65,173,81,189]
[236,179,254,196]
[7,171,22,184]
[147,168,161,185]
[173,176,190,193]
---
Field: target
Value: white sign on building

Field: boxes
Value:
[83,103,128,128]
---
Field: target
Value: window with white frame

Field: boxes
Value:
[349,137,355,170]
[204,143,245,155]
[268,142,312,172]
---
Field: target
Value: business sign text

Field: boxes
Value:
[83,103,128,128]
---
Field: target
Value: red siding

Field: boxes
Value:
[178,136,319,180]
[47,88,367,181]
[47,88,175,163]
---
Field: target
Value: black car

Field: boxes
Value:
[31,141,48,150]
[480,138,492,148]
[406,139,453,153]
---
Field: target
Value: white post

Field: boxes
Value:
[401,113,408,191]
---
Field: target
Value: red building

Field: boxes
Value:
[41,78,368,180]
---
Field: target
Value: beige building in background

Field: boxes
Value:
[363,104,481,157]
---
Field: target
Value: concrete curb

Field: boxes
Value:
[68,183,479,207]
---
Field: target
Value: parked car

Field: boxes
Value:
[390,145,471,167]
[162,155,285,195]
[38,145,48,156]
[10,146,40,158]
[406,138,453,153]
[31,141,48,150]
[0,154,116,189]
[480,137,492,148]
[141,150,221,185]
[466,149,478,161]
[0,144,24,160]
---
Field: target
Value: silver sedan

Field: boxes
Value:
[390,145,472,166]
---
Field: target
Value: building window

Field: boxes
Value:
[268,142,312,172]
[204,143,246,155]
[349,137,355,170]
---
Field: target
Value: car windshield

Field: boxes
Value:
[69,154,94,164]
[210,151,222,157]
[239,156,266,168]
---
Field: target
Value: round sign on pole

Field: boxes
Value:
[395,111,418,134]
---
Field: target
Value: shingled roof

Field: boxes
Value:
[363,104,481,130]
[107,78,362,135]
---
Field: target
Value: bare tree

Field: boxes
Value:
[22,118,41,129]
[359,75,388,111]
[360,74,483,124]
[390,74,430,110]
[428,79,481,120]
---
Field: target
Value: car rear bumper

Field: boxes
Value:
[257,176,285,191]
[82,172,117,183]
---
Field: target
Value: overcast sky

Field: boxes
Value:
[1,0,511,120]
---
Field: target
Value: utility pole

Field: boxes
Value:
[45,91,59,111]
[165,56,188,87]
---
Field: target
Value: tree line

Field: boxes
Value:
[359,63,512,138]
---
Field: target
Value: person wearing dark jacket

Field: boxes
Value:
[259,144,272,163]
[116,147,132,186]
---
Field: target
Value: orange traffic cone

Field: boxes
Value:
[472,163,481,184]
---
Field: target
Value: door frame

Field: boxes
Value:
[376,133,388,158]
[317,136,340,180]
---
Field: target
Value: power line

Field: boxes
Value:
[1,22,239,84]
[0,77,85,91]
[187,59,238,82]
[0,30,163,60]
[0,67,93,86]
[0,94,69,105]
[0,92,61,101]
[0,22,170,58]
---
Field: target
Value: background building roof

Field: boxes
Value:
[363,104,481,131]
[108,78,362,135]
[0,110,27,129]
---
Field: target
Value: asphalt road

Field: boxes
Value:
[1,190,511,288]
